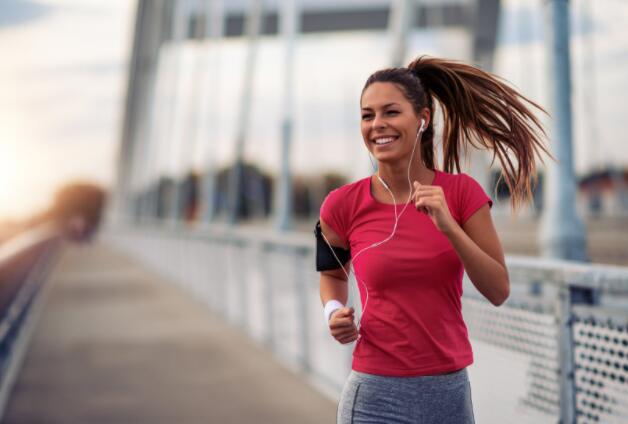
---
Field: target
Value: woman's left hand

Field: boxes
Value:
[412,181,458,235]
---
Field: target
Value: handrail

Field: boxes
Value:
[124,218,628,289]
[0,224,59,266]
[0,224,62,420]
[506,254,628,290]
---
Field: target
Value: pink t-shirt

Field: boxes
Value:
[320,169,493,376]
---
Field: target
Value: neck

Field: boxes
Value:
[376,159,434,198]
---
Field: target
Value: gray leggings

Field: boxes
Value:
[337,367,475,424]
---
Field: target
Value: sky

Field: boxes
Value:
[0,0,134,220]
[0,0,627,221]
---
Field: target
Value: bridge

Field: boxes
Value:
[1,220,627,423]
[2,0,628,423]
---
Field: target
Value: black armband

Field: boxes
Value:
[314,220,351,271]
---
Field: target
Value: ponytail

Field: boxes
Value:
[407,56,553,210]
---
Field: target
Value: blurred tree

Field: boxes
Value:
[46,182,107,241]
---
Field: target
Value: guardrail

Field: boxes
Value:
[106,222,628,424]
[0,225,62,418]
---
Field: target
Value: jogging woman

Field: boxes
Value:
[315,56,551,423]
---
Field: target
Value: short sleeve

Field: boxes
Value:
[457,173,493,225]
[320,189,348,242]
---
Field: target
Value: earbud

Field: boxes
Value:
[419,118,426,133]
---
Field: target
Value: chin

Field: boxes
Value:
[372,152,404,164]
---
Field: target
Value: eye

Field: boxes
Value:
[386,110,399,115]
[361,113,373,120]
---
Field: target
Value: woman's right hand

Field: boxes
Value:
[329,307,359,344]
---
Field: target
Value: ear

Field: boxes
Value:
[419,108,431,129]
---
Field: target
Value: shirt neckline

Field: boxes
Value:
[366,168,440,207]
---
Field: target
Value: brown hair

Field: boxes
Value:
[361,55,554,210]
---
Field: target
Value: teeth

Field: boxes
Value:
[375,137,395,145]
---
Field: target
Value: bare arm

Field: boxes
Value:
[444,204,510,306]
[319,218,358,344]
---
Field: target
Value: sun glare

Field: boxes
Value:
[0,140,22,219]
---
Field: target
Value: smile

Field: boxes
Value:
[373,136,399,145]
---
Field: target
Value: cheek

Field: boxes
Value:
[360,127,371,145]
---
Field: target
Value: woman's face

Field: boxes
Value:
[360,82,426,164]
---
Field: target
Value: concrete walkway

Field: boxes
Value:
[2,243,336,424]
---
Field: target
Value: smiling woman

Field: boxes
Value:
[318,55,553,424]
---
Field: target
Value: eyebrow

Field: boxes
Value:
[361,102,400,110]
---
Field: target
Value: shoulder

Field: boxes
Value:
[455,172,489,196]
[321,177,369,210]
[435,169,493,224]
[435,169,476,187]
[319,177,369,241]
[435,169,486,198]
[456,172,480,185]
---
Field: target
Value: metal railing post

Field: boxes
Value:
[557,284,576,424]
[294,247,310,372]
[558,281,599,423]
[238,239,249,332]
[261,243,275,350]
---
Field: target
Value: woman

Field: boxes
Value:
[316,56,552,424]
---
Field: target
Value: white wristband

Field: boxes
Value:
[324,299,345,324]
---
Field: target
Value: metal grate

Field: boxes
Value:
[573,312,628,423]
[462,296,561,417]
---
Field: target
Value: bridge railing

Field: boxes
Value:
[105,222,628,424]
[0,224,62,418]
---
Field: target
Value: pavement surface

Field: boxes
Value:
[2,243,337,424]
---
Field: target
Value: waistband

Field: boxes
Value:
[349,367,469,391]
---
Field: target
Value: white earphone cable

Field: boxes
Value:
[321,121,425,338]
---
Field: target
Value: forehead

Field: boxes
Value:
[361,82,409,108]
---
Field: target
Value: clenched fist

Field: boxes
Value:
[329,307,359,344]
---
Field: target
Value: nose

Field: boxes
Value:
[371,112,386,130]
